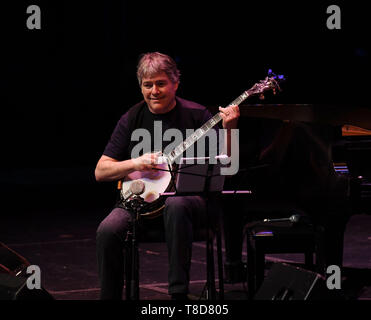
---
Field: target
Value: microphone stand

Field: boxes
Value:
[124,195,145,300]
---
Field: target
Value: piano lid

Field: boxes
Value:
[342,125,371,136]
[239,104,371,131]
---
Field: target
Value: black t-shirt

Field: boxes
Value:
[103,97,218,161]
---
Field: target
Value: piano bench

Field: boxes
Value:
[245,220,326,299]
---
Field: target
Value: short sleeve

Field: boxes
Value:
[103,113,131,161]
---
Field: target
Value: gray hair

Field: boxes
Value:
[136,52,181,86]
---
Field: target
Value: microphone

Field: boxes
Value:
[130,180,145,196]
[263,214,300,224]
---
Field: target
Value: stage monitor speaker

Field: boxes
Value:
[254,262,332,300]
[0,242,54,300]
[0,273,54,300]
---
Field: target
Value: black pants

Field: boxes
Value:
[96,196,216,300]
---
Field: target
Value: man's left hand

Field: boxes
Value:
[219,105,240,129]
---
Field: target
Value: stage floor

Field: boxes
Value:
[1,207,371,301]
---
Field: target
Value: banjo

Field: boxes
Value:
[118,70,285,218]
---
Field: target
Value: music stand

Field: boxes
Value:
[162,156,226,300]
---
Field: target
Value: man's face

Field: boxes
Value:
[141,72,179,114]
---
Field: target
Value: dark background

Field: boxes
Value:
[1,1,370,212]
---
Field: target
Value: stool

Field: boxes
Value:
[245,219,325,299]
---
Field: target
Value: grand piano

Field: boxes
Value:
[232,104,371,216]
[221,104,371,281]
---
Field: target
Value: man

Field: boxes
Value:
[95,52,239,300]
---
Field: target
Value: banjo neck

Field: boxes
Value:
[164,70,285,164]
[165,91,250,164]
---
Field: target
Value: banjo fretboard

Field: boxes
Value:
[164,70,283,164]
[166,91,250,164]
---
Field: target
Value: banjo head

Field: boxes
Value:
[121,163,172,203]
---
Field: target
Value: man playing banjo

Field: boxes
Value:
[95,52,240,300]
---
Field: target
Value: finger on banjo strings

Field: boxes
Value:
[233,105,240,114]
[219,107,229,117]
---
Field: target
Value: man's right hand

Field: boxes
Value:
[95,152,164,182]
[131,152,161,171]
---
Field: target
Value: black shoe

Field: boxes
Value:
[171,293,189,301]
[224,261,247,284]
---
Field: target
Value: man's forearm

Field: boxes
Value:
[95,158,135,182]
